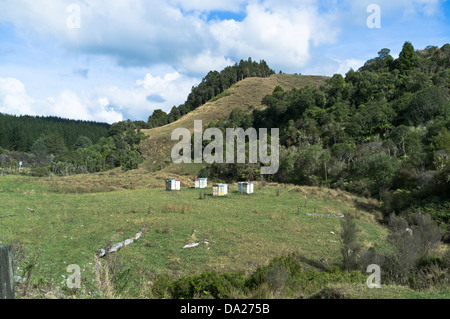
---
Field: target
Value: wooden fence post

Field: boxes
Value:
[0,245,15,299]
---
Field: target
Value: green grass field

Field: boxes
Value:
[1,173,448,299]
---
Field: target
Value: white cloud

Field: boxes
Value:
[99,71,200,120]
[0,77,37,116]
[44,90,122,124]
[210,2,338,71]
[335,59,366,75]
[42,90,123,124]
[339,0,443,24]
[0,70,201,124]
[180,51,234,75]
[168,0,246,13]
[0,0,341,74]
[377,0,441,16]
[0,77,123,123]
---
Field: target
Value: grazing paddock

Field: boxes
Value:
[0,174,389,298]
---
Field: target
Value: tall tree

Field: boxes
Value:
[42,132,67,156]
[397,41,417,72]
[8,126,26,151]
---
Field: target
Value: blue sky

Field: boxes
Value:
[0,0,449,124]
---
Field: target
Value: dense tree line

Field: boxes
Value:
[0,113,110,153]
[145,58,275,128]
[47,120,147,175]
[0,116,146,174]
[200,42,450,231]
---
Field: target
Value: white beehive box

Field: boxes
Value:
[213,183,228,196]
[238,182,254,194]
[195,178,208,189]
[166,179,180,191]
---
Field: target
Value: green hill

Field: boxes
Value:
[139,73,327,174]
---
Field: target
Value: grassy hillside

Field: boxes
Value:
[139,74,327,173]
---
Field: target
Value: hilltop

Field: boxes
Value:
[139,73,328,174]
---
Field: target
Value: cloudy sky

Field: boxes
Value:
[0,0,449,124]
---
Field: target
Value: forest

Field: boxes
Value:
[0,116,146,175]
[199,42,450,233]
[0,114,110,152]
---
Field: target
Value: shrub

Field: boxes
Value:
[410,256,448,290]
[384,189,415,213]
[308,286,346,299]
[361,212,447,288]
[355,152,400,195]
[121,150,144,171]
[246,254,303,290]
[152,274,172,298]
[151,254,368,299]
[345,179,371,197]
[392,168,417,190]
[169,271,247,299]
[340,213,362,271]
[31,166,50,177]
[247,254,365,297]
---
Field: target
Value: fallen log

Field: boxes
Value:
[96,229,145,258]
[182,239,216,249]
